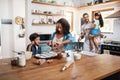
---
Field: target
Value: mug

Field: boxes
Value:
[18,55,26,67]
[25,51,32,60]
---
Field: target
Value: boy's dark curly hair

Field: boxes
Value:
[29,33,39,41]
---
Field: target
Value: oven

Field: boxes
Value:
[39,34,51,44]
[100,41,120,56]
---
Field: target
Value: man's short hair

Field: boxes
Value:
[29,33,39,41]
[83,13,89,17]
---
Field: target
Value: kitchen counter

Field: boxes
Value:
[0,54,120,80]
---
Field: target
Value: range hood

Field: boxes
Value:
[105,10,120,18]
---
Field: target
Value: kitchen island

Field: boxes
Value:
[0,54,120,80]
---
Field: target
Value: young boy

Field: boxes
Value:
[27,33,41,55]
[27,33,54,64]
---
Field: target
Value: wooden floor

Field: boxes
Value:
[0,54,120,80]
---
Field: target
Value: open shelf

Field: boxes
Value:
[32,23,56,26]
[32,12,65,16]
[32,1,76,9]
[32,1,120,10]
[78,1,120,10]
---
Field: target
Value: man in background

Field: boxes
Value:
[81,13,93,51]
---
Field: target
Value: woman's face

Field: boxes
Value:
[56,23,63,34]
[95,15,100,20]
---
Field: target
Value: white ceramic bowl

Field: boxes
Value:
[74,53,81,60]
[25,51,32,60]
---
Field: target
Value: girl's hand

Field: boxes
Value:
[91,20,95,23]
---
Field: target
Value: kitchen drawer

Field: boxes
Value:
[110,46,120,52]
[102,45,110,49]
[116,47,120,51]
[100,44,120,54]
[110,51,120,56]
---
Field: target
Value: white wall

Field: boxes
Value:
[106,18,120,41]
[0,0,25,58]
[1,24,14,58]
[12,0,26,52]
[0,0,14,58]
[73,0,95,7]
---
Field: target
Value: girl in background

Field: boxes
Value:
[86,12,104,52]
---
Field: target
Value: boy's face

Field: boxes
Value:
[34,37,40,45]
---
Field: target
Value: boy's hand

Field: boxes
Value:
[27,41,34,51]
[30,41,34,45]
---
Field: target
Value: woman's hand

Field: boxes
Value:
[52,43,58,50]
[47,42,52,46]
[55,42,63,48]
[56,42,63,46]
[52,42,63,50]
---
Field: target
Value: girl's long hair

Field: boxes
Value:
[95,13,104,27]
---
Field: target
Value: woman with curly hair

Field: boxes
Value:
[50,18,74,50]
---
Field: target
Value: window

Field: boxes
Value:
[64,11,74,32]
[92,8,114,33]
[100,11,114,32]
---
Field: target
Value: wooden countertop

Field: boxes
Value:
[0,54,120,80]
